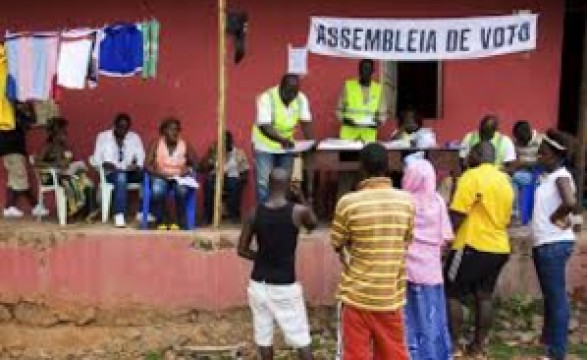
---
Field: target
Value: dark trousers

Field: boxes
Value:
[204,175,243,223]
[150,175,189,227]
[106,170,143,215]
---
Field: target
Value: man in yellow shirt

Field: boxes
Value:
[445,141,514,357]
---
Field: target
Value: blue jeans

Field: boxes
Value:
[150,176,190,227]
[106,170,143,215]
[254,151,294,203]
[533,241,575,360]
[204,175,243,223]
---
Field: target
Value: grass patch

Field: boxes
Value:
[144,352,162,360]
[488,343,587,359]
[488,343,542,359]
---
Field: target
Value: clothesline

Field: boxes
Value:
[1,19,160,100]
[0,18,159,41]
[0,19,161,130]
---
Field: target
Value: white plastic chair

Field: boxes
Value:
[89,156,142,223]
[29,155,67,226]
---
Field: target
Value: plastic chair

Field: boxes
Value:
[141,172,197,230]
[29,155,67,226]
[89,156,142,223]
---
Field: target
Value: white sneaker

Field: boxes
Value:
[3,206,24,218]
[114,213,126,228]
[135,212,156,222]
[31,204,49,217]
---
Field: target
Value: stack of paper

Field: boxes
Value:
[317,138,364,151]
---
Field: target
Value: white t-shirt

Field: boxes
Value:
[532,167,576,246]
[93,130,145,170]
[57,29,95,89]
[459,132,516,164]
[253,89,312,153]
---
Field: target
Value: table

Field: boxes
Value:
[302,147,462,216]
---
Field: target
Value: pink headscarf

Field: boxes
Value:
[402,159,453,245]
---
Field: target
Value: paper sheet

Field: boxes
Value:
[172,176,199,189]
[288,45,308,75]
[317,138,364,151]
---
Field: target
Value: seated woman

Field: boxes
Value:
[37,117,97,221]
[145,118,197,230]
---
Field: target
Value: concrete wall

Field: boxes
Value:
[0,0,565,211]
[0,227,584,311]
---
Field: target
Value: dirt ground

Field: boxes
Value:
[0,301,583,359]
[0,307,336,359]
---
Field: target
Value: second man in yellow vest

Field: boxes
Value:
[336,59,387,143]
[252,74,313,203]
[336,60,387,198]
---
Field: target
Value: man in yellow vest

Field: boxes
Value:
[459,115,516,170]
[252,74,313,203]
[336,59,386,142]
[336,60,386,198]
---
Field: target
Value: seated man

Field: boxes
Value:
[510,121,543,221]
[459,115,516,170]
[512,120,542,177]
[390,108,437,148]
[93,113,145,227]
[203,131,249,224]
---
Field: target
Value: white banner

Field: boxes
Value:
[307,14,537,61]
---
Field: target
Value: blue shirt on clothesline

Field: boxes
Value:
[99,23,143,77]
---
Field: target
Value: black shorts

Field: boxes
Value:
[444,246,509,299]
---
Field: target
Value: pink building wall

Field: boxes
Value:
[0,0,564,210]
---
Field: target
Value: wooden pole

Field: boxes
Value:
[213,0,227,228]
[576,17,587,208]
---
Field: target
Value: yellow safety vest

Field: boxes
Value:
[252,87,301,151]
[0,45,15,131]
[339,79,382,142]
[466,132,507,165]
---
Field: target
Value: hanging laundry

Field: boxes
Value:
[141,19,160,79]
[84,28,102,88]
[5,32,59,101]
[0,45,16,131]
[57,29,96,89]
[99,23,143,77]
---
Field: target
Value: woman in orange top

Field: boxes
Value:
[145,118,197,230]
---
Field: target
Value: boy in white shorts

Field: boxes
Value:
[237,168,317,359]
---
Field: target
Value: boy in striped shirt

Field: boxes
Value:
[331,142,414,360]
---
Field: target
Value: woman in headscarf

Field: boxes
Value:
[402,159,453,360]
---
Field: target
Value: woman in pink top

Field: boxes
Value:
[402,159,454,360]
[145,118,197,230]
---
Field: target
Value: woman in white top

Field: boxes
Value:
[532,129,577,360]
